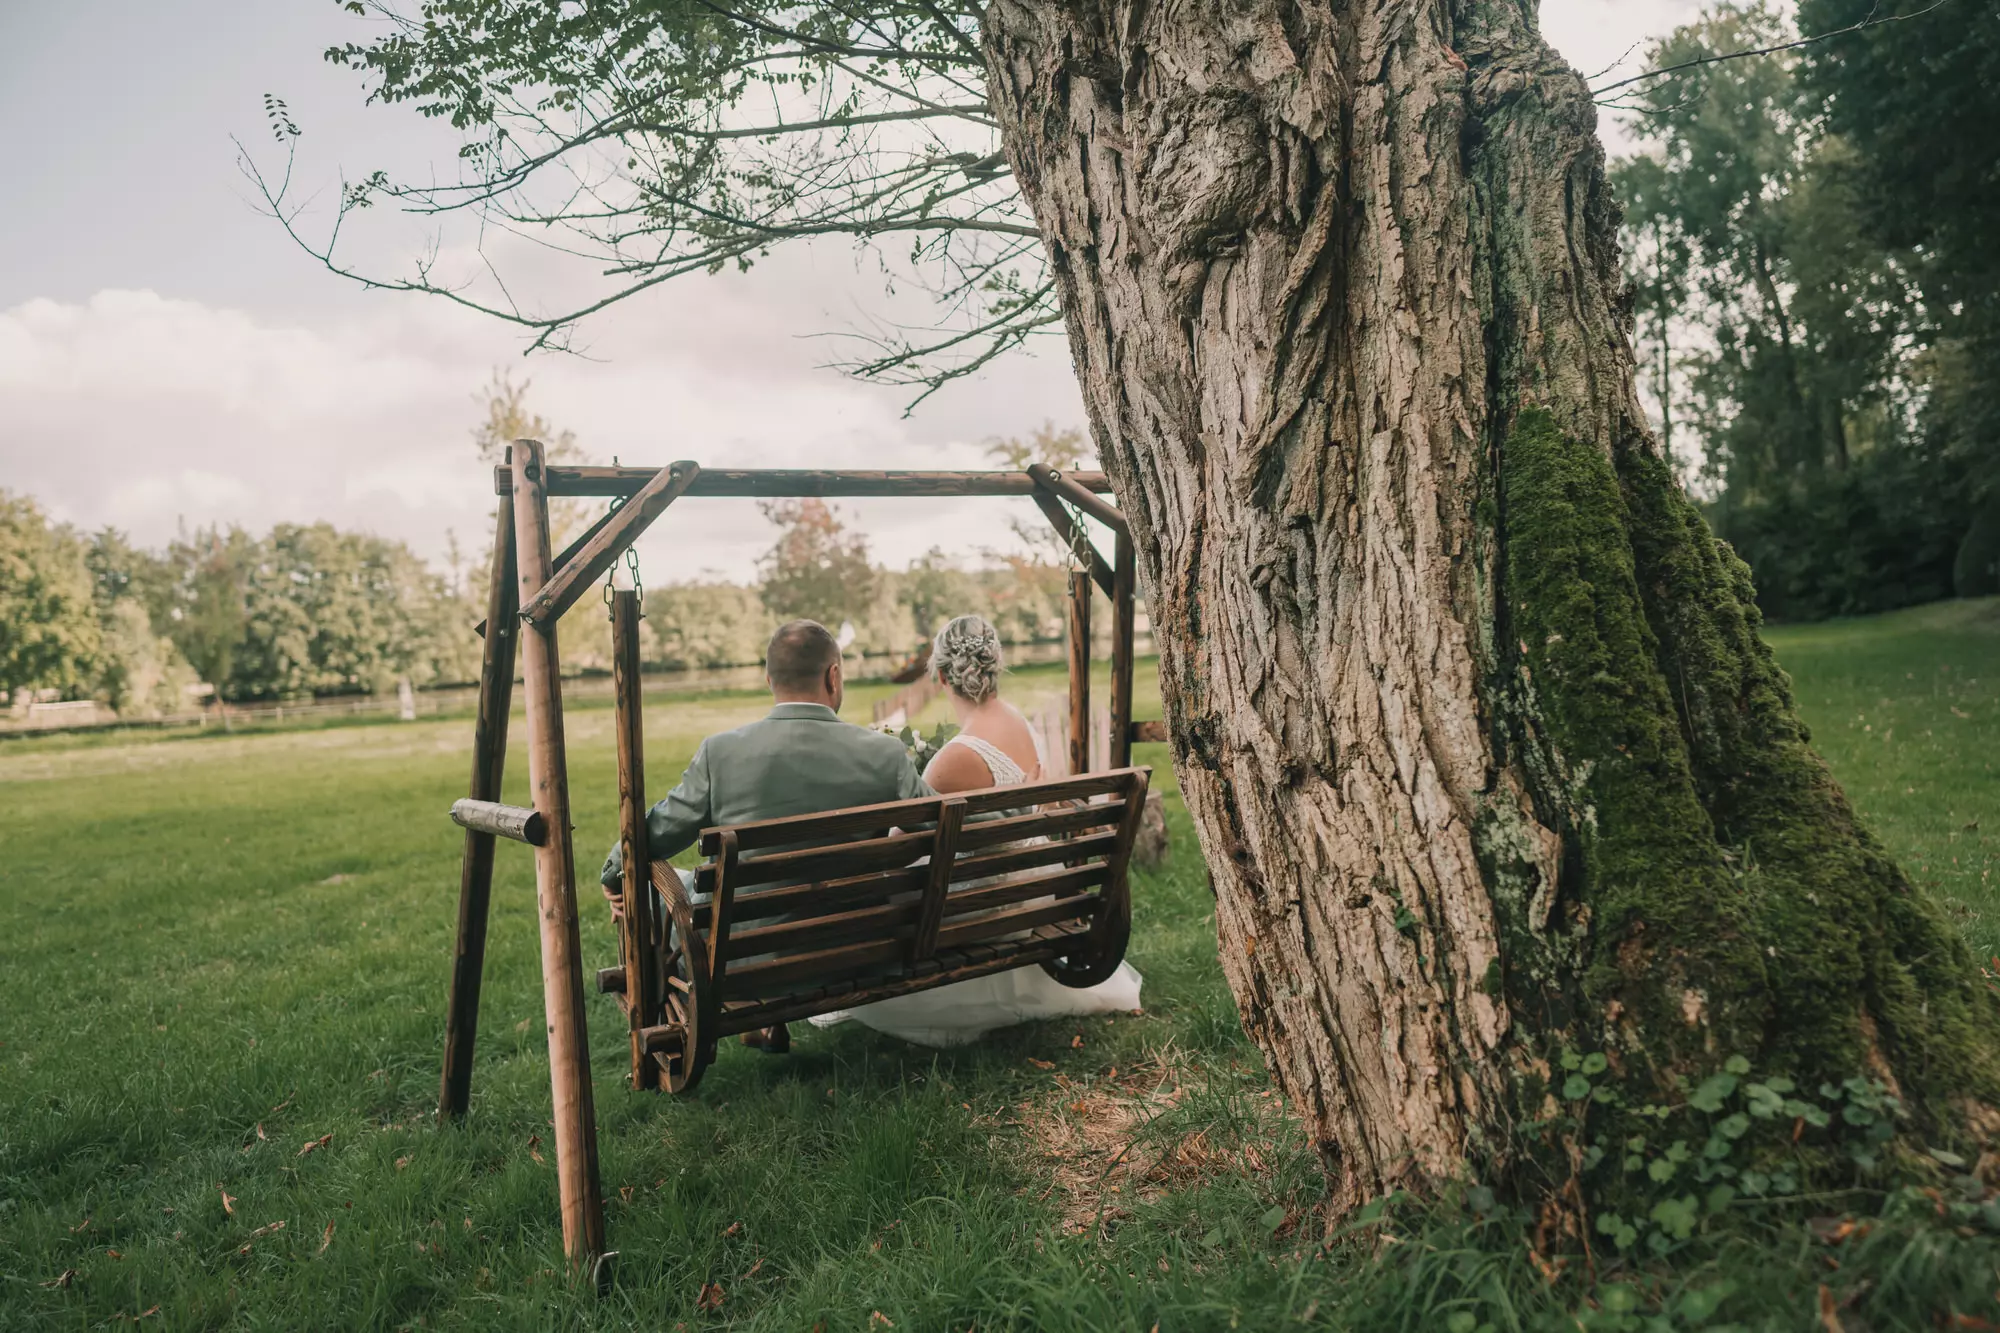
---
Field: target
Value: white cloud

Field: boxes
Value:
[0,271,1084,581]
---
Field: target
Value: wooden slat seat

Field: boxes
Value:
[607,766,1151,1094]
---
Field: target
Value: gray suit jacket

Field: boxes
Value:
[599,702,933,889]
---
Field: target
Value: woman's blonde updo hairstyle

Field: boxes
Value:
[931,614,1004,704]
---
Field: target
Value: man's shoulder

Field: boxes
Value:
[712,712,906,761]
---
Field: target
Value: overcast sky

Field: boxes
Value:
[1,0,1718,583]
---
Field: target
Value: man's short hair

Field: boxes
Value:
[766,619,841,692]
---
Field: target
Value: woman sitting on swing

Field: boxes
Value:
[811,614,1144,1047]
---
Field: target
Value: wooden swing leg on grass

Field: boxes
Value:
[438,495,518,1122]
[511,440,608,1271]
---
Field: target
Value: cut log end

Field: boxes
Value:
[450,798,547,846]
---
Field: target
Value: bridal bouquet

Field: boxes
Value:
[886,720,958,771]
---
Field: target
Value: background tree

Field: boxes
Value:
[161,526,254,698]
[757,498,879,631]
[1609,1,1987,619]
[301,0,1998,1217]
[0,491,101,701]
[85,528,197,716]
[229,523,468,700]
[640,580,772,671]
[1801,0,2000,589]
[899,546,967,638]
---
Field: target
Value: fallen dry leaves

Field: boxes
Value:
[527,1135,545,1165]
[319,1220,335,1254]
[697,1281,725,1311]
[1014,1058,1293,1236]
[41,1269,79,1289]
[297,1133,332,1158]
[1026,1058,1055,1071]
[869,1312,895,1328]
[219,1189,236,1217]
[1817,1284,1844,1333]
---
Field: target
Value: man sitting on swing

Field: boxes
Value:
[598,618,934,1052]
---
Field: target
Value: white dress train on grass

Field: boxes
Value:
[808,732,1144,1048]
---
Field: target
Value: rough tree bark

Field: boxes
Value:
[983,0,1998,1209]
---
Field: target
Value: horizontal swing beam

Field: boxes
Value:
[451,798,547,846]
[519,460,699,628]
[491,466,1115,499]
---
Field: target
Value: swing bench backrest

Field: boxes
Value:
[647,766,1150,1070]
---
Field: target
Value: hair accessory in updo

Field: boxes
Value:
[932,614,1004,703]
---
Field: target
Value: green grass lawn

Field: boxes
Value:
[2,606,1996,1331]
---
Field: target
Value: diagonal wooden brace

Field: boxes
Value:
[1027,462,1128,535]
[518,460,700,628]
[474,500,626,640]
[1028,481,1115,598]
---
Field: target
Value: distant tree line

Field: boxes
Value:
[0,492,476,712]
[0,416,1110,711]
[1613,0,2000,620]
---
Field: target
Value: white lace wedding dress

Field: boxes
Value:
[808,732,1144,1048]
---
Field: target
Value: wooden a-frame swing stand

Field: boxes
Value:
[437,441,1159,1275]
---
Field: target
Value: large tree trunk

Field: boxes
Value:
[983,0,1998,1209]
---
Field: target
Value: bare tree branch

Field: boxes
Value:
[1592,0,1951,97]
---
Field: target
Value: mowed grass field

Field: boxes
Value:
[1,602,1995,1331]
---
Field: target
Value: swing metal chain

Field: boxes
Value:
[1060,500,1092,572]
[601,488,637,615]
[1045,468,1093,573]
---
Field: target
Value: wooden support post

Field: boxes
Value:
[1092,769,1152,952]
[439,495,518,1122]
[1110,530,1135,771]
[610,588,660,1092]
[911,799,967,961]
[511,439,607,1269]
[1067,570,1093,777]
[707,832,740,989]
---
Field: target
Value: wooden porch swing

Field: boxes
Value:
[435,441,1161,1273]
